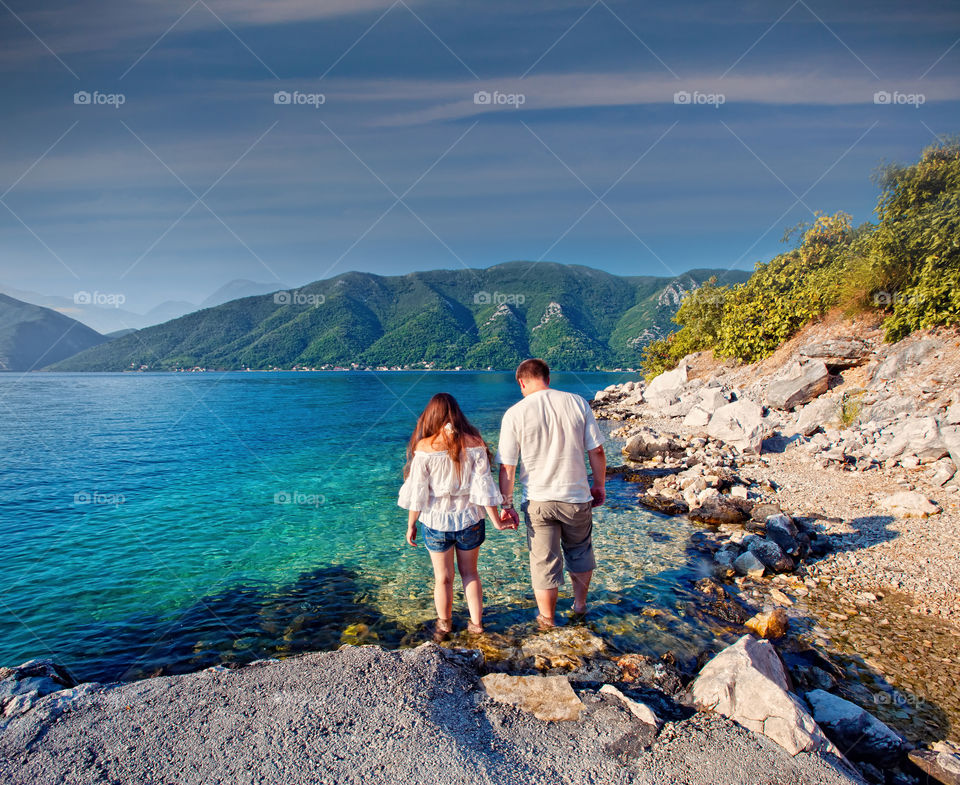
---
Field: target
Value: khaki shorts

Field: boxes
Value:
[522,500,596,590]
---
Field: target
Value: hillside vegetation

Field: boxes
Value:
[642,139,960,377]
[47,263,749,372]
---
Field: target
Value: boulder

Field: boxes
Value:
[688,495,750,525]
[880,491,941,518]
[874,338,938,380]
[482,674,584,722]
[645,364,688,405]
[805,689,903,767]
[745,608,789,639]
[639,493,689,516]
[909,743,960,785]
[699,387,729,413]
[765,514,800,556]
[881,416,947,462]
[747,538,794,573]
[623,427,685,460]
[800,338,871,371]
[682,406,711,429]
[691,635,833,756]
[941,424,960,472]
[945,403,960,426]
[766,361,830,411]
[707,400,768,454]
[793,396,838,437]
[734,550,766,579]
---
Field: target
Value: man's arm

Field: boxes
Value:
[588,445,606,507]
[498,463,520,527]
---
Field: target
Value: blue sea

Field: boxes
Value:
[0,371,733,682]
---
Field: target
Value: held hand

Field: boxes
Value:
[590,485,606,508]
[500,508,520,529]
[406,524,418,547]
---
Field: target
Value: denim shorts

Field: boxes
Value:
[422,520,486,553]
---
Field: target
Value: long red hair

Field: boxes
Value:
[404,393,492,480]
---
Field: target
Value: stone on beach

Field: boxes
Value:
[879,491,941,518]
[622,427,685,460]
[805,689,904,767]
[766,361,830,411]
[691,635,833,756]
[799,338,870,371]
[644,364,688,405]
[707,400,768,454]
[481,674,584,722]
[745,608,789,639]
[734,551,766,579]
[599,684,661,727]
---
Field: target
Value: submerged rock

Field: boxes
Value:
[612,653,684,695]
[520,626,606,670]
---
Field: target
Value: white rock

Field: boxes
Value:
[599,684,661,727]
[645,364,688,405]
[880,491,941,518]
[734,551,766,578]
[683,406,711,429]
[766,361,830,411]
[707,400,769,454]
[691,635,833,756]
[793,396,838,437]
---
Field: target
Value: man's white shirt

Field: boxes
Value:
[495,388,603,503]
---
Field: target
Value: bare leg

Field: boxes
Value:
[534,587,559,624]
[429,548,455,622]
[455,546,483,626]
[570,570,592,614]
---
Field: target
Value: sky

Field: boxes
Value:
[1,0,958,315]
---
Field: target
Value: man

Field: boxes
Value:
[496,358,606,629]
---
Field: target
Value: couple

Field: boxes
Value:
[397,358,607,639]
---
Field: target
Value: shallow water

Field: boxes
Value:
[0,371,741,682]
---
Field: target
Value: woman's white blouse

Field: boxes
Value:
[397,446,503,532]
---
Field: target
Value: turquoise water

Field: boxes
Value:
[0,371,731,682]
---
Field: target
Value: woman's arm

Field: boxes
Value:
[485,504,515,530]
[406,509,419,546]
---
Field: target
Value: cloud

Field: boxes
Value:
[356,71,960,126]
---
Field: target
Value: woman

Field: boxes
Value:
[398,393,512,639]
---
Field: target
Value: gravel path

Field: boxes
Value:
[0,644,859,785]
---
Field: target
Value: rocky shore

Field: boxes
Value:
[589,317,960,783]
[1,642,864,785]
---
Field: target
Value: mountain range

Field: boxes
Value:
[0,294,108,371]
[0,279,287,335]
[47,262,750,372]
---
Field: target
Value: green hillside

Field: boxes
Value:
[47,262,750,372]
[0,294,108,371]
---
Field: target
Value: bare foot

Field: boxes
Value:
[536,614,556,631]
[466,620,483,635]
